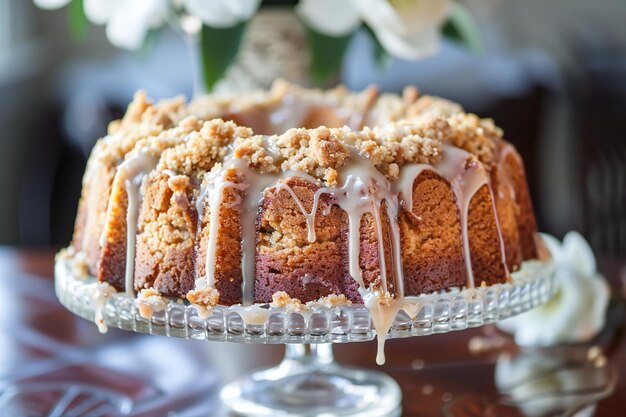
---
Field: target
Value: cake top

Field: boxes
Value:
[92,80,505,186]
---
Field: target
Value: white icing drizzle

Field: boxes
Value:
[268,93,312,133]
[80,88,517,368]
[92,282,116,334]
[189,138,508,366]
[274,183,329,243]
[200,167,249,290]
[116,149,159,296]
[360,288,403,365]
[394,145,493,289]
[197,159,295,305]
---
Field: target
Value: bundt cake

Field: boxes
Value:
[68,80,538,323]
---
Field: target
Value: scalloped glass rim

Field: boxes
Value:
[55,254,555,344]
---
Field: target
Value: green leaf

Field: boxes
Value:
[67,0,87,40]
[442,3,483,53]
[364,25,392,72]
[305,28,354,86]
[199,22,247,92]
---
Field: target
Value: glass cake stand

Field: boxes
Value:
[55,255,555,417]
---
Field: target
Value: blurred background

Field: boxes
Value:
[1,0,625,260]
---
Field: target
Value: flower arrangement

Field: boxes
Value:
[34,0,480,90]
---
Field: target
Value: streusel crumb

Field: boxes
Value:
[273,127,350,186]
[306,294,352,309]
[446,113,502,166]
[406,95,463,118]
[186,287,220,307]
[271,291,306,312]
[158,119,251,173]
[233,135,279,174]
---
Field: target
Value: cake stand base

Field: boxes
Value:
[220,344,401,416]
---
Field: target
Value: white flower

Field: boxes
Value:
[498,232,610,346]
[357,0,452,60]
[297,0,452,60]
[182,0,262,28]
[296,0,361,37]
[84,0,168,50]
[33,0,71,9]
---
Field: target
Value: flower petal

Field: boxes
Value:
[297,0,361,37]
[355,0,451,60]
[84,0,120,25]
[33,0,72,9]
[183,0,261,28]
[562,231,596,278]
[539,233,562,265]
[498,233,609,347]
[374,26,441,60]
[105,0,167,50]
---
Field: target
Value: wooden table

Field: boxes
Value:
[1,248,625,416]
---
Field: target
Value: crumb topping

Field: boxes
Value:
[271,291,306,312]
[95,80,506,186]
[446,113,502,166]
[186,287,220,307]
[232,135,279,174]
[406,95,463,118]
[273,127,350,186]
[158,119,252,173]
[306,294,352,309]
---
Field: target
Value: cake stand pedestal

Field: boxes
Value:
[221,343,400,416]
[55,255,555,417]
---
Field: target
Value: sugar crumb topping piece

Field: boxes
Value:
[158,119,252,173]
[406,95,463,118]
[186,287,220,308]
[377,291,394,307]
[271,291,306,312]
[446,113,502,166]
[306,294,352,309]
[233,135,279,174]
[136,288,167,319]
[272,126,350,187]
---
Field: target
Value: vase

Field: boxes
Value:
[215,8,316,93]
[180,7,338,96]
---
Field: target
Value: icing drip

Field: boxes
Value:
[117,149,159,296]
[197,159,290,305]
[360,288,403,365]
[274,183,329,243]
[200,168,248,290]
[192,143,507,363]
[274,157,406,293]
[394,145,492,289]
[334,156,404,298]
[92,282,116,333]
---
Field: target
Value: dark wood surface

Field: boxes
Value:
[2,247,625,416]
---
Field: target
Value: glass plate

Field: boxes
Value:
[55,253,555,417]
